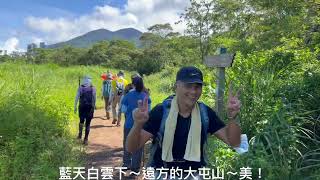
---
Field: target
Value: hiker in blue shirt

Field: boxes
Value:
[74,75,96,145]
[126,66,242,179]
[121,76,151,175]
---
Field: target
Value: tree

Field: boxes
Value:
[109,39,136,50]
[182,0,320,55]
[147,23,173,38]
[180,0,217,62]
[140,24,180,48]
[139,32,162,48]
[51,46,85,66]
[80,41,109,65]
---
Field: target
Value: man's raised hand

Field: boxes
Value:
[227,83,241,120]
[133,96,149,125]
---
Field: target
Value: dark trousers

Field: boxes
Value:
[79,105,94,139]
[123,127,143,172]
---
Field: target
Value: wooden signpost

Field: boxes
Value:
[204,48,235,120]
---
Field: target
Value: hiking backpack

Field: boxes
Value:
[147,95,210,167]
[116,80,125,95]
[102,80,112,97]
[79,85,94,107]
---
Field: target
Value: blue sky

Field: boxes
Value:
[0,0,189,53]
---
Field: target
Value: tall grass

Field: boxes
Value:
[0,62,124,179]
[0,62,176,179]
[143,66,177,106]
[203,46,320,179]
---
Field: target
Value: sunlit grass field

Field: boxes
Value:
[0,62,175,179]
[1,57,319,179]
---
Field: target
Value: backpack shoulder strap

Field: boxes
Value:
[199,102,209,140]
[147,95,174,167]
[79,85,84,95]
[198,101,210,166]
[147,96,210,167]
[157,96,173,147]
[157,97,209,147]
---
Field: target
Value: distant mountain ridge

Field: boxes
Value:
[47,28,143,48]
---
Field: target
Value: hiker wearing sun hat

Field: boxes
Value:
[74,75,96,145]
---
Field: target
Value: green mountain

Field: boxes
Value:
[47,28,142,48]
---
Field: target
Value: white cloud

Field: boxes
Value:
[95,5,121,17]
[31,37,44,44]
[24,1,191,45]
[0,37,24,53]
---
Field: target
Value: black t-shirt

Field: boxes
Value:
[143,103,225,170]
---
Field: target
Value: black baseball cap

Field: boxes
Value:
[176,66,203,84]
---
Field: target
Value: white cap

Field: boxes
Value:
[82,75,92,85]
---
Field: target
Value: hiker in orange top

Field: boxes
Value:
[111,71,128,126]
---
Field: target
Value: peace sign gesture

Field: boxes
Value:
[133,96,149,125]
[227,83,241,120]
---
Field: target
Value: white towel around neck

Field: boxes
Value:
[161,96,202,162]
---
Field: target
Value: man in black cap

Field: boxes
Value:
[126,66,241,179]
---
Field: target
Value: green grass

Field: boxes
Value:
[0,62,177,179]
[0,62,123,179]
[1,57,319,180]
[143,66,177,106]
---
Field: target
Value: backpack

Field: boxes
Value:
[102,80,112,97]
[116,80,125,95]
[79,85,93,107]
[147,95,209,167]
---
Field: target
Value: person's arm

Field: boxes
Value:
[120,94,127,113]
[126,97,153,153]
[214,85,242,147]
[74,87,80,113]
[214,120,241,147]
[101,82,104,99]
[126,124,153,153]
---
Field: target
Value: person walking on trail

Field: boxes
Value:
[74,75,96,145]
[120,76,151,175]
[117,73,149,125]
[117,73,138,120]
[124,73,140,94]
[111,70,128,126]
[101,72,113,119]
[126,66,242,179]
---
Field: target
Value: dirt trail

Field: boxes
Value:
[84,109,142,179]
[85,109,123,169]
